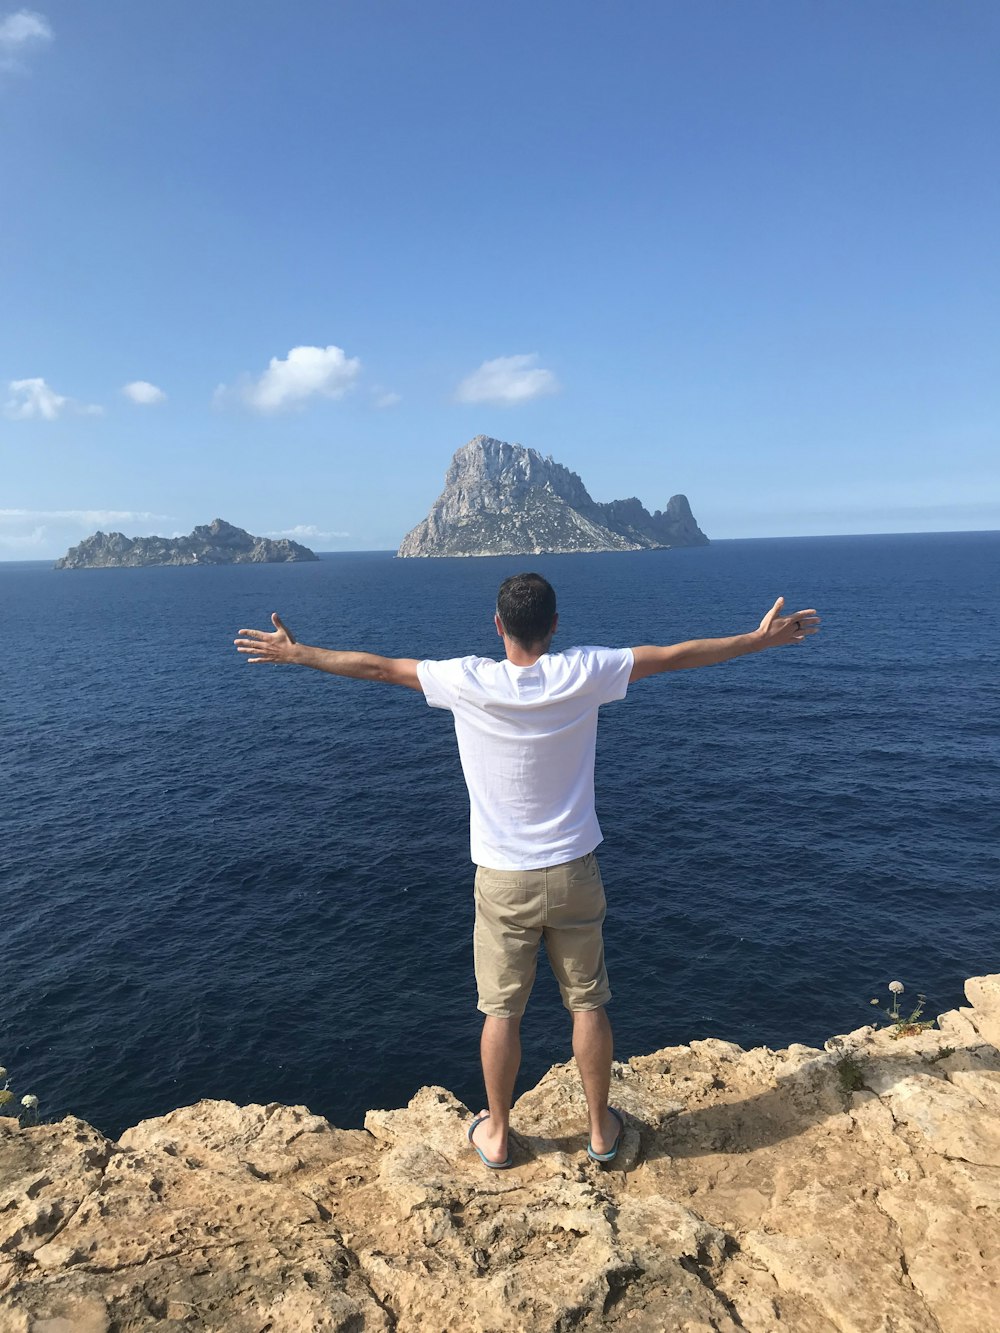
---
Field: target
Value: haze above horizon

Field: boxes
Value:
[3,2,998,559]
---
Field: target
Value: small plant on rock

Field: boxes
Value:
[0,1066,40,1125]
[869,981,936,1040]
[927,1045,956,1064]
[836,1053,866,1093]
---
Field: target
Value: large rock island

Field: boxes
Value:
[55,518,318,569]
[398,435,708,557]
[2,974,999,1330]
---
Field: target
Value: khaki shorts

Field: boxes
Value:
[473,851,611,1018]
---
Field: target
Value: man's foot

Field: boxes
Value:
[587,1106,624,1162]
[468,1111,513,1169]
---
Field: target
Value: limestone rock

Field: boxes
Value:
[397,435,708,557]
[0,1116,110,1260]
[54,518,318,569]
[965,974,1000,1050]
[2,974,999,1330]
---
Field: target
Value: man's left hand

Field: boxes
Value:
[756,597,821,649]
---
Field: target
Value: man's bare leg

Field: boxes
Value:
[471,1014,521,1164]
[572,1006,620,1153]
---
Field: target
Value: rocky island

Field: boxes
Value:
[398,435,708,557]
[2,974,998,1331]
[54,518,318,569]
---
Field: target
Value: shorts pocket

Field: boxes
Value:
[570,851,603,891]
[476,865,542,924]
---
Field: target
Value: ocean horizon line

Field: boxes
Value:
[3,525,999,566]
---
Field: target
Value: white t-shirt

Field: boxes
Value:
[418,646,634,870]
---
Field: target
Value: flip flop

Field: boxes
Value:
[587,1106,625,1163]
[467,1112,513,1170]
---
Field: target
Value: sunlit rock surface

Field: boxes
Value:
[397,436,708,557]
[2,975,999,1331]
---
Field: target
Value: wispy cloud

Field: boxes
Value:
[0,8,52,71]
[0,508,171,556]
[266,524,349,542]
[455,354,560,406]
[219,344,362,412]
[0,508,168,526]
[0,524,47,551]
[4,377,103,420]
[122,380,166,405]
[372,389,401,410]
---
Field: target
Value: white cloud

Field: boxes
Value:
[5,377,65,419]
[4,377,103,420]
[266,524,349,542]
[373,390,401,410]
[455,354,560,406]
[223,344,362,412]
[122,380,166,405]
[0,9,53,69]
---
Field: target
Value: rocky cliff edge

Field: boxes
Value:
[2,975,999,1332]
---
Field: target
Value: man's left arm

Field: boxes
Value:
[234,613,423,691]
[629,597,820,683]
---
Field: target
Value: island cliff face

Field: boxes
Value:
[397,436,708,557]
[54,518,318,569]
[2,974,999,1331]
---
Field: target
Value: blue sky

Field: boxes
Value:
[2,2,998,557]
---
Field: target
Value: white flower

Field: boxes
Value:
[888,981,905,995]
[0,1067,7,1081]
[20,1094,38,1109]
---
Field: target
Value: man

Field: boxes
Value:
[234,574,819,1168]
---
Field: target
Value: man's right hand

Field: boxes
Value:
[233,614,423,690]
[234,613,300,665]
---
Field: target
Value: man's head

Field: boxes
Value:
[495,572,558,652]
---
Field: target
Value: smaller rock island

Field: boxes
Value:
[55,518,319,569]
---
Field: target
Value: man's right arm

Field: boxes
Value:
[629,597,820,683]
[234,614,423,691]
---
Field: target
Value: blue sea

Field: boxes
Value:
[3,532,998,1139]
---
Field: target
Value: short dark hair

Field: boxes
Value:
[496,573,557,647]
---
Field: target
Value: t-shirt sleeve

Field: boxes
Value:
[583,646,634,704]
[417,658,466,710]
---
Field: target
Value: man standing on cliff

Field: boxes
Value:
[234,575,819,1168]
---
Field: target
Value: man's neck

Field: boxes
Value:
[503,637,551,667]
